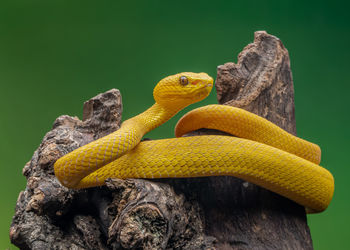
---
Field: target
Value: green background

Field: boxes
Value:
[1,0,349,249]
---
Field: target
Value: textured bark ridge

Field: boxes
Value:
[216,31,296,135]
[10,31,313,249]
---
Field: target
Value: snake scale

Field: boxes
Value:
[54,72,334,213]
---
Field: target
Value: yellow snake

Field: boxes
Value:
[54,72,334,213]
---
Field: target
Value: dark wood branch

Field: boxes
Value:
[10,31,313,249]
[194,31,312,249]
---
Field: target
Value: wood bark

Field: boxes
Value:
[10,31,313,249]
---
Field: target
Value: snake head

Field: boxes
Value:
[153,72,213,110]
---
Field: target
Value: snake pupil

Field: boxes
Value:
[180,76,188,86]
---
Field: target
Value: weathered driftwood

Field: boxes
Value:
[10,31,313,249]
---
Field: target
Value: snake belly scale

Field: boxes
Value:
[54,72,334,213]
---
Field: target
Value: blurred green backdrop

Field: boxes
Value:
[1,0,349,249]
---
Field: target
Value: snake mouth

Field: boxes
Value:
[189,84,213,99]
[195,81,213,90]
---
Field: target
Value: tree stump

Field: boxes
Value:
[10,31,313,249]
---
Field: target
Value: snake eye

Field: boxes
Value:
[179,76,188,86]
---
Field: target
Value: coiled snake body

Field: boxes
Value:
[54,72,334,213]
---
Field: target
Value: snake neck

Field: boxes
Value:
[121,103,179,136]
